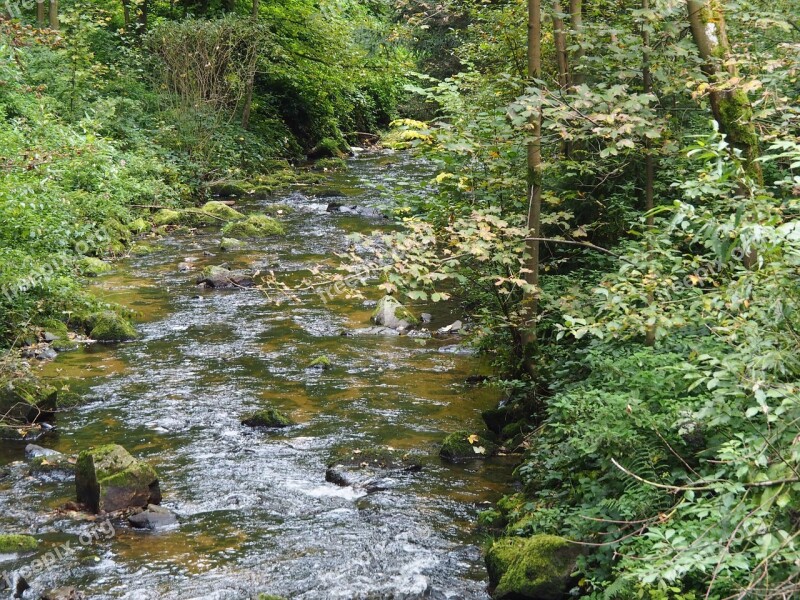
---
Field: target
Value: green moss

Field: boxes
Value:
[241,408,294,428]
[89,311,138,342]
[30,453,75,475]
[208,182,247,197]
[440,430,497,461]
[312,137,348,158]
[220,238,245,252]
[129,218,150,234]
[129,243,158,256]
[485,535,580,600]
[261,204,292,217]
[201,201,246,221]
[258,595,285,600]
[153,209,182,226]
[76,444,160,513]
[222,214,285,238]
[308,355,332,369]
[0,534,38,553]
[41,318,69,339]
[314,157,348,171]
[79,257,113,277]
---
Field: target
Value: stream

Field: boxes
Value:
[0,150,513,599]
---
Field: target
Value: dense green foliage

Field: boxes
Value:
[0,0,407,345]
[350,0,800,598]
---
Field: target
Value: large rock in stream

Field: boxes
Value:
[371,295,418,330]
[75,445,161,514]
[325,446,422,493]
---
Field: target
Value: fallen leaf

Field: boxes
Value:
[467,434,480,444]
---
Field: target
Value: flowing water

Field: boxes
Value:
[0,151,514,599]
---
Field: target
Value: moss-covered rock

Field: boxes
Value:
[153,209,182,227]
[439,430,498,461]
[41,318,69,339]
[219,238,245,252]
[308,137,348,159]
[241,408,294,428]
[129,218,150,234]
[89,311,138,342]
[201,201,245,221]
[485,535,580,600]
[79,257,113,277]
[222,214,285,238]
[308,355,332,370]
[75,444,161,513]
[0,534,38,553]
[371,295,418,329]
[129,243,158,256]
[29,453,76,476]
[208,182,247,197]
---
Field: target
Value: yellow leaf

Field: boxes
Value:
[467,434,480,444]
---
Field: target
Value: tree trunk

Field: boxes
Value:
[223,0,235,12]
[568,0,583,85]
[252,0,259,19]
[48,0,58,29]
[643,0,656,347]
[686,0,762,183]
[137,0,148,31]
[36,0,46,26]
[522,0,543,373]
[552,1,569,88]
[122,0,131,27]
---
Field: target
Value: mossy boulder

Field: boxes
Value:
[0,534,38,553]
[208,182,247,197]
[221,214,284,238]
[128,218,150,234]
[219,238,245,252]
[485,535,580,600]
[308,137,348,159]
[75,444,161,514]
[325,445,422,489]
[197,265,254,289]
[439,431,498,461]
[307,355,332,370]
[89,311,138,342]
[153,209,182,227]
[201,201,245,221]
[241,408,294,428]
[79,257,113,277]
[371,295,418,329]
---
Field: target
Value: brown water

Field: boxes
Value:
[0,151,514,599]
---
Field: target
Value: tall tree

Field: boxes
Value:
[36,0,46,26]
[522,0,543,372]
[686,0,762,182]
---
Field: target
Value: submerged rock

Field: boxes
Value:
[221,214,284,238]
[196,265,254,289]
[89,311,138,342]
[24,444,59,458]
[344,326,400,337]
[326,202,387,218]
[42,587,85,600]
[75,444,161,514]
[325,446,421,492]
[219,237,245,252]
[439,431,498,462]
[485,535,580,600]
[371,295,418,330]
[128,504,178,530]
[241,408,294,428]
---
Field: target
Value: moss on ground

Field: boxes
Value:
[89,311,138,342]
[0,534,38,553]
[222,214,285,238]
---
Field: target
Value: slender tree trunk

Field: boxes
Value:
[137,0,148,31]
[48,0,58,29]
[568,0,583,85]
[686,0,762,183]
[36,0,46,26]
[223,0,235,12]
[552,1,569,89]
[522,0,543,373]
[252,0,259,19]
[643,0,656,347]
[122,0,131,27]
